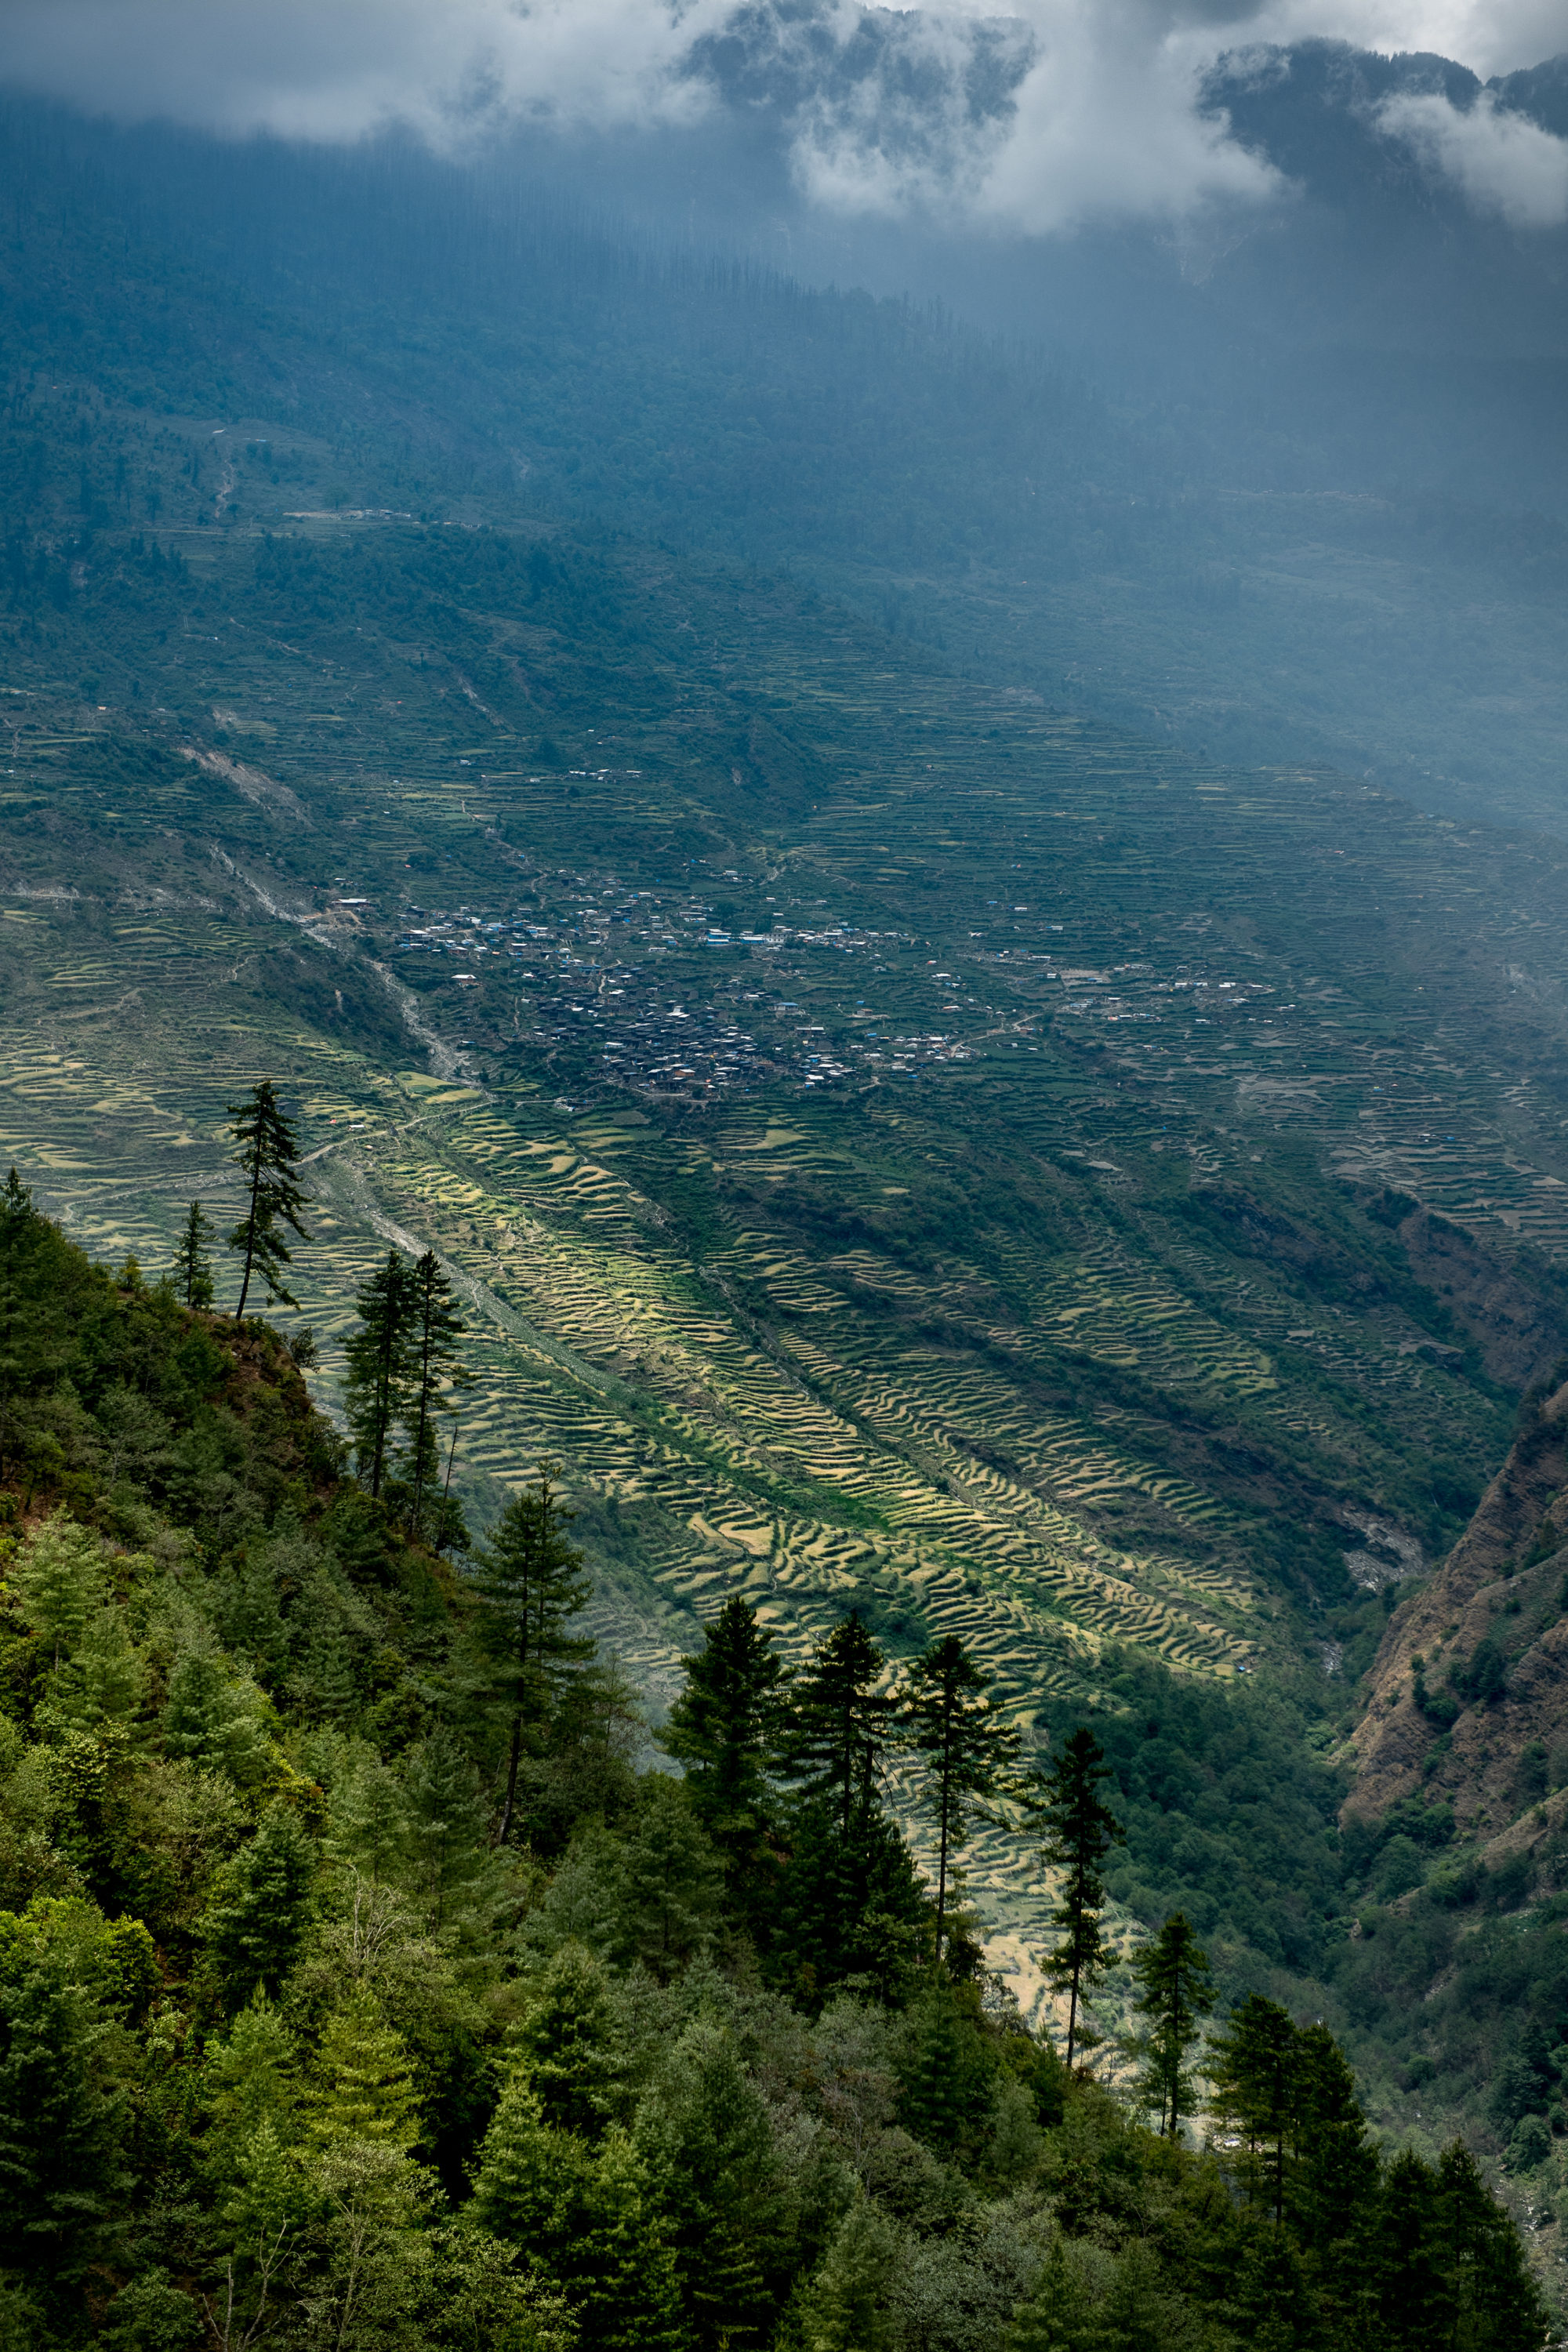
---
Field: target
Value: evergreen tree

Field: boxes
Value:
[1036,1727,1123,2069]
[512,1941,625,2138]
[201,1994,303,2183]
[307,1986,421,2154]
[161,1646,271,1787]
[1287,2020,1377,2318]
[1209,1994,1298,2227]
[778,1614,929,1999]
[570,2127,683,2352]
[0,1900,133,2283]
[471,2073,571,2246]
[635,2017,790,2352]
[401,1249,467,1541]
[612,1776,724,1981]
[1004,2237,1091,2352]
[226,1081,311,1318]
[472,1465,594,1847]
[1128,1911,1214,2139]
[777,1791,929,2004]
[200,1801,318,2008]
[9,1512,103,1671]
[662,1595,788,1893]
[801,2194,898,2352]
[1369,2147,1448,2352]
[898,1633,1018,1968]
[1436,2139,1548,2352]
[894,1982,1000,2161]
[474,2083,679,2352]
[343,1248,415,1501]
[784,1616,895,1843]
[172,1199,215,1308]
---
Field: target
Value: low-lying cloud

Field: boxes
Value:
[2,0,1566,236]
[1379,87,1568,223]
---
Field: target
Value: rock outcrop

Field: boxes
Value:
[1346,1379,1568,1836]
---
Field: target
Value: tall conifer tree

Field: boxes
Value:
[662,1596,788,1888]
[1036,1726,1123,2069]
[343,1248,415,1501]
[1129,1911,1214,2139]
[172,1200,215,1308]
[899,1634,1018,1968]
[473,1464,593,1846]
[1209,1993,1298,2226]
[226,1082,310,1319]
[401,1248,467,1540]
[782,1614,894,1844]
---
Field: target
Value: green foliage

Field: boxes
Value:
[344,1249,417,1501]
[0,1192,1548,2352]
[226,1080,311,1317]
[899,1635,1019,1967]
[172,1200,215,1312]
[511,1941,626,2137]
[1128,1913,1214,2140]
[199,1798,318,2009]
[0,1896,134,2281]
[662,1595,788,1919]
[471,1465,595,1849]
[1036,1730,1123,2069]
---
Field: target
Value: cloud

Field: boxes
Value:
[0,0,735,144]
[1236,0,1568,78]
[1377,87,1568,223]
[1,0,1566,237]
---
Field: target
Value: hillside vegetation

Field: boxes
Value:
[0,1184,1548,2350]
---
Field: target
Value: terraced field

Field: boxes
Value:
[6,511,1568,1963]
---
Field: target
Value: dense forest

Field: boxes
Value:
[0,1109,1549,2347]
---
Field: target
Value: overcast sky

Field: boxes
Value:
[2,1,1566,233]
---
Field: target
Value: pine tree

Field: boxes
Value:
[306,1987,420,2154]
[662,1595,788,1889]
[635,2016,789,2352]
[343,1248,415,1501]
[472,1465,594,1847]
[1209,1994,1298,2227]
[1436,2139,1550,2352]
[401,1249,467,1541]
[474,2085,679,2352]
[200,1801,318,2008]
[172,1200,215,1308]
[9,1512,104,1671]
[1004,2237,1091,2352]
[612,1776,724,1981]
[1288,2020,1377,2319]
[1036,1726,1123,2069]
[512,1941,625,2138]
[783,1614,895,1845]
[801,2194,898,2352]
[898,1633,1018,1968]
[471,2073,574,2245]
[1368,2147,1448,2352]
[894,1982,999,2161]
[570,2127,683,2352]
[779,1615,928,1998]
[226,1081,310,1318]
[1129,1911,1214,2139]
[0,1902,134,2281]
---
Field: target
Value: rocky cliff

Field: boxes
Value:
[1348,1377,1568,1838]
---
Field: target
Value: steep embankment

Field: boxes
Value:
[1348,1374,1568,1841]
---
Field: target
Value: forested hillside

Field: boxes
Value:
[0,1179,1548,2349]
